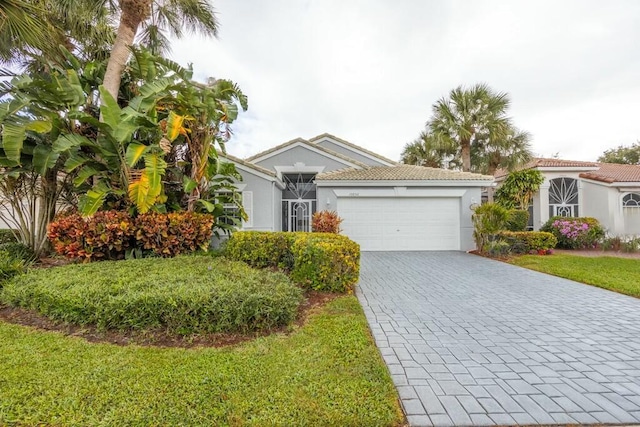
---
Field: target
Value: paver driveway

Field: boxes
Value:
[357,252,640,427]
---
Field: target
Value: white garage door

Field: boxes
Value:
[338,197,460,251]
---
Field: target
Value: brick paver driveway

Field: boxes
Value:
[357,252,640,427]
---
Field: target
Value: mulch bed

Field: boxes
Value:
[0,290,339,349]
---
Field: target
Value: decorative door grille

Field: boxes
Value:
[549,178,579,217]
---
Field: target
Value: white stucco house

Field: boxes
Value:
[495,158,640,236]
[223,133,493,251]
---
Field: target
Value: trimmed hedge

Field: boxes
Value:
[226,231,360,293]
[224,231,297,270]
[497,231,557,254]
[1,256,303,334]
[291,233,360,293]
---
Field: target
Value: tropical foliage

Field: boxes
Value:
[471,203,510,252]
[495,169,544,210]
[404,83,532,175]
[47,210,214,261]
[400,131,458,168]
[100,0,220,100]
[0,48,247,256]
[1,0,115,69]
[312,210,343,234]
[598,142,640,165]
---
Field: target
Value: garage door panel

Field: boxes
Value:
[338,197,460,251]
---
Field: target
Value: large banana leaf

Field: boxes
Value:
[144,152,166,198]
[98,86,121,130]
[73,165,100,187]
[1,123,25,163]
[25,120,52,133]
[52,134,94,152]
[128,174,155,213]
[64,152,90,172]
[166,111,185,142]
[125,143,149,167]
[78,184,108,216]
[32,145,60,175]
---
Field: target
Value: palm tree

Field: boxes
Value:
[429,83,513,172]
[102,0,219,100]
[0,0,56,63]
[1,0,219,100]
[1,0,115,69]
[401,131,458,168]
[472,128,532,175]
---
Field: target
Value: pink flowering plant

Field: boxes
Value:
[540,216,605,249]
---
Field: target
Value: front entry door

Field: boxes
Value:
[284,199,313,232]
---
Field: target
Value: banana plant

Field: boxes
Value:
[0,53,95,255]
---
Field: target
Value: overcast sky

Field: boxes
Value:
[169,0,640,162]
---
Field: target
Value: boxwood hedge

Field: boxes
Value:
[225,231,360,293]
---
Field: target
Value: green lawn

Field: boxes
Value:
[0,296,403,426]
[510,254,640,298]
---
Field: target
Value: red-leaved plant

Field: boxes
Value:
[48,210,214,261]
[311,210,343,234]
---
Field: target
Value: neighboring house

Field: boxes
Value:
[495,158,640,235]
[223,133,493,251]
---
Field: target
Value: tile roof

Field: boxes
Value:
[316,164,494,181]
[308,133,398,165]
[221,154,276,177]
[494,158,600,178]
[579,163,640,184]
[245,137,369,168]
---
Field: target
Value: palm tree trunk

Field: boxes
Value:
[461,140,471,172]
[102,0,151,100]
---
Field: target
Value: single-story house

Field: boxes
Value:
[495,158,640,235]
[224,133,493,251]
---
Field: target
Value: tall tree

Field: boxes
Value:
[598,142,640,164]
[472,128,532,175]
[1,0,115,71]
[0,0,57,63]
[102,0,219,100]
[428,83,530,173]
[401,131,458,168]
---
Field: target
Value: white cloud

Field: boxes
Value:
[169,0,640,162]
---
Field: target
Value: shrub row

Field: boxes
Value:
[0,229,17,244]
[496,231,557,254]
[47,210,214,261]
[0,256,303,334]
[225,231,360,293]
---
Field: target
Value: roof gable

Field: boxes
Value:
[221,154,278,181]
[245,138,369,168]
[309,133,397,166]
